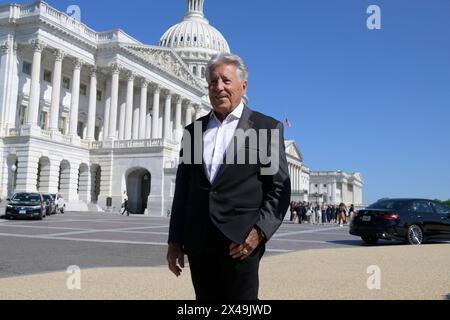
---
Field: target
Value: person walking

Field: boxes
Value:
[121,191,129,216]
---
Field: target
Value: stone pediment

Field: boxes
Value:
[121,44,205,93]
[285,140,303,162]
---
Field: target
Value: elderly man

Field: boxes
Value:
[167,53,291,300]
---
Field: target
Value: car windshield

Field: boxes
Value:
[367,200,406,211]
[43,195,53,201]
[11,194,41,202]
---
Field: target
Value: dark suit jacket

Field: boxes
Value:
[168,106,291,256]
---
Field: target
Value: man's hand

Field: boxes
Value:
[229,228,264,260]
[167,243,185,277]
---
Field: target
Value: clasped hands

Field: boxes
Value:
[167,227,264,277]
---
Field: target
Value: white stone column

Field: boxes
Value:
[108,63,120,139]
[49,50,65,131]
[132,102,139,140]
[163,90,172,140]
[185,103,193,126]
[1,39,20,134]
[139,79,148,139]
[332,181,337,205]
[151,85,160,139]
[69,58,82,136]
[194,104,202,120]
[86,66,97,141]
[27,39,45,126]
[118,85,126,140]
[103,79,111,141]
[145,112,152,139]
[124,71,135,140]
[174,96,182,142]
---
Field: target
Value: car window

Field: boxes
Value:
[12,194,41,202]
[367,200,406,210]
[406,201,434,214]
[431,202,450,215]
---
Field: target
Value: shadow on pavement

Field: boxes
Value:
[326,239,406,247]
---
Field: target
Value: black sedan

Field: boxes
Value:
[5,193,47,220]
[42,193,57,215]
[350,199,450,245]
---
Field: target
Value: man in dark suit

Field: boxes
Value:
[167,53,291,300]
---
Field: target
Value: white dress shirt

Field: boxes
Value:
[203,102,244,183]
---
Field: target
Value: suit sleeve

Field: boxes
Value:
[168,133,190,245]
[256,122,291,241]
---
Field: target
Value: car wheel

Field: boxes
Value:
[361,236,379,245]
[407,224,424,245]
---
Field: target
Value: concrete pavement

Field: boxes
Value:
[1,243,449,300]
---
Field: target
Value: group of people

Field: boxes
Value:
[289,201,356,227]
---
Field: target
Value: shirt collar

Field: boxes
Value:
[210,101,244,124]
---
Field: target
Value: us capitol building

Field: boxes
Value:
[0,0,364,215]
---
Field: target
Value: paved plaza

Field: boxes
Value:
[1,210,450,300]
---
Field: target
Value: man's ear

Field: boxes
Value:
[242,80,248,95]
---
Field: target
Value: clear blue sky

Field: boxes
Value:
[12,0,450,203]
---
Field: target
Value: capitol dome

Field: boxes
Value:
[159,0,230,84]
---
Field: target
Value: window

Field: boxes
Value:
[22,61,32,75]
[323,184,327,188]
[80,83,87,96]
[62,77,71,90]
[201,67,205,78]
[193,66,197,76]
[431,202,450,215]
[97,90,102,101]
[43,70,52,83]
[39,111,48,130]
[405,201,434,214]
[17,105,28,126]
[59,117,68,135]
[77,121,85,138]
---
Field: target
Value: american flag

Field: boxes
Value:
[285,118,292,129]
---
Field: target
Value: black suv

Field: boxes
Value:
[350,198,450,245]
[5,193,47,220]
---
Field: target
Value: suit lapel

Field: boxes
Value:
[211,105,254,186]
[197,113,212,185]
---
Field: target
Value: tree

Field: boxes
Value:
[444,199,450,209]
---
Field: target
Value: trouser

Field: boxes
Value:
[187,220,265,301]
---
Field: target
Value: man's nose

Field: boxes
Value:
[215,79,225,91]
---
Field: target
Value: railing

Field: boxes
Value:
[40,129,52,139]
[8,128,19,137]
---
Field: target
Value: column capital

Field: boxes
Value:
[110,62,121,75]
[72,58,84,70]
[163,89,172,97]
[174,95,183,104]
[30,39,45,52]
[89,65,97,77]
[193,104,202,112]
[151,83,161,93]
[53,49,66,62]
[125,71,136,82]
[138,78,149,88]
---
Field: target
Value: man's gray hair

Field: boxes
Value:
[205,53,249,84]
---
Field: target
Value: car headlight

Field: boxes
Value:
[7,205,13,209]
[32,206,41,210]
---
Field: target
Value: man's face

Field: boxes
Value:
[208,63,247,116]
